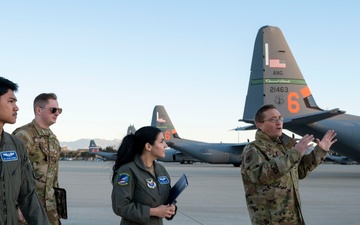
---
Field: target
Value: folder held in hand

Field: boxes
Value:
[166,174,189,204]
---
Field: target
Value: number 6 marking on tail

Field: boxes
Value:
[288,92,300,113]
[164,131,171,141]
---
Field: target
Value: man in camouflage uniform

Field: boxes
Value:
[0,77,50,225]
[13,93,62,225]
[240,104,337,225]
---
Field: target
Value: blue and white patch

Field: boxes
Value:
[0,151,18,162]
[117,173,130,186]
[158,176,170,185]
[146,178,157,189]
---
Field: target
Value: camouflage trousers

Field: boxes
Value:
[47,209,61,225]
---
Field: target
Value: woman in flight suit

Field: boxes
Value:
[111,126,176,225]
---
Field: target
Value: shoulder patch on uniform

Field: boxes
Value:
[245,154,253,163]
[0,151,18,162]
[117,173,130,186]
[158,176,169,184]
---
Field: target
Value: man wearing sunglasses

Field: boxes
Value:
[13,93,62,225]
[240,104,337,225]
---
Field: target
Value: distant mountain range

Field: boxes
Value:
[60,138,122,150]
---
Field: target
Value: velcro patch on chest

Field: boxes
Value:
[35,138,45,143]
[117,173,130,186]
[146,178,157,189]
[0,150,18,162]
[157,176,170,184]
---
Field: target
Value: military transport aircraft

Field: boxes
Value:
[160,148,201,164]
[238,25,360,163]
[88,125,136,161]
[89,124,199,163]
[89,139,117,161]
[151,105,247,167]
[129,124,200,164]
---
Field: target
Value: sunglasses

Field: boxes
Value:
[49,107,63,114]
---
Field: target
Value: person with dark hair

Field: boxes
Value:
[112,126,177,225]
[240,104,337,225]
[0,77,50,225]
[13,93,62,225]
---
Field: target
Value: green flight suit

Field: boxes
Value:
[112,155,174,225]
[241,131,327,225]
[12,120,61,224]
[0,131,50,225]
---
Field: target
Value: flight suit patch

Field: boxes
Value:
[146,178,157,189]
[0,150,18,162]
[117,173,130,186]
[158,176,169,184]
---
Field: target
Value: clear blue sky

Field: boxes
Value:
[1,1,359,146]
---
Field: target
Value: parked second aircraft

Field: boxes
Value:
[89,125,199,164]
[89,139,117,161]
[151,105,247,167]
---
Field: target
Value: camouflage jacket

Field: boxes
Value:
[240,131,327,225]
[12,120,60,212]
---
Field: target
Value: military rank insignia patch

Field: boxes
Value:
[117,173,130,186]
[146,178,157,189]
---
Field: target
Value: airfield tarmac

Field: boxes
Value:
[59,161,360,225]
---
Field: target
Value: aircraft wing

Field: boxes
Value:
[236,108,345,131]
[233,124,256,130]
[283,108,345,126]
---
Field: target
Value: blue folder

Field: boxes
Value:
[166,174,188,204]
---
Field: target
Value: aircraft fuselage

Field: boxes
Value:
[166,138,245,166]
[285,114,360,163]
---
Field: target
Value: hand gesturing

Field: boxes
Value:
[316,130,337,151]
